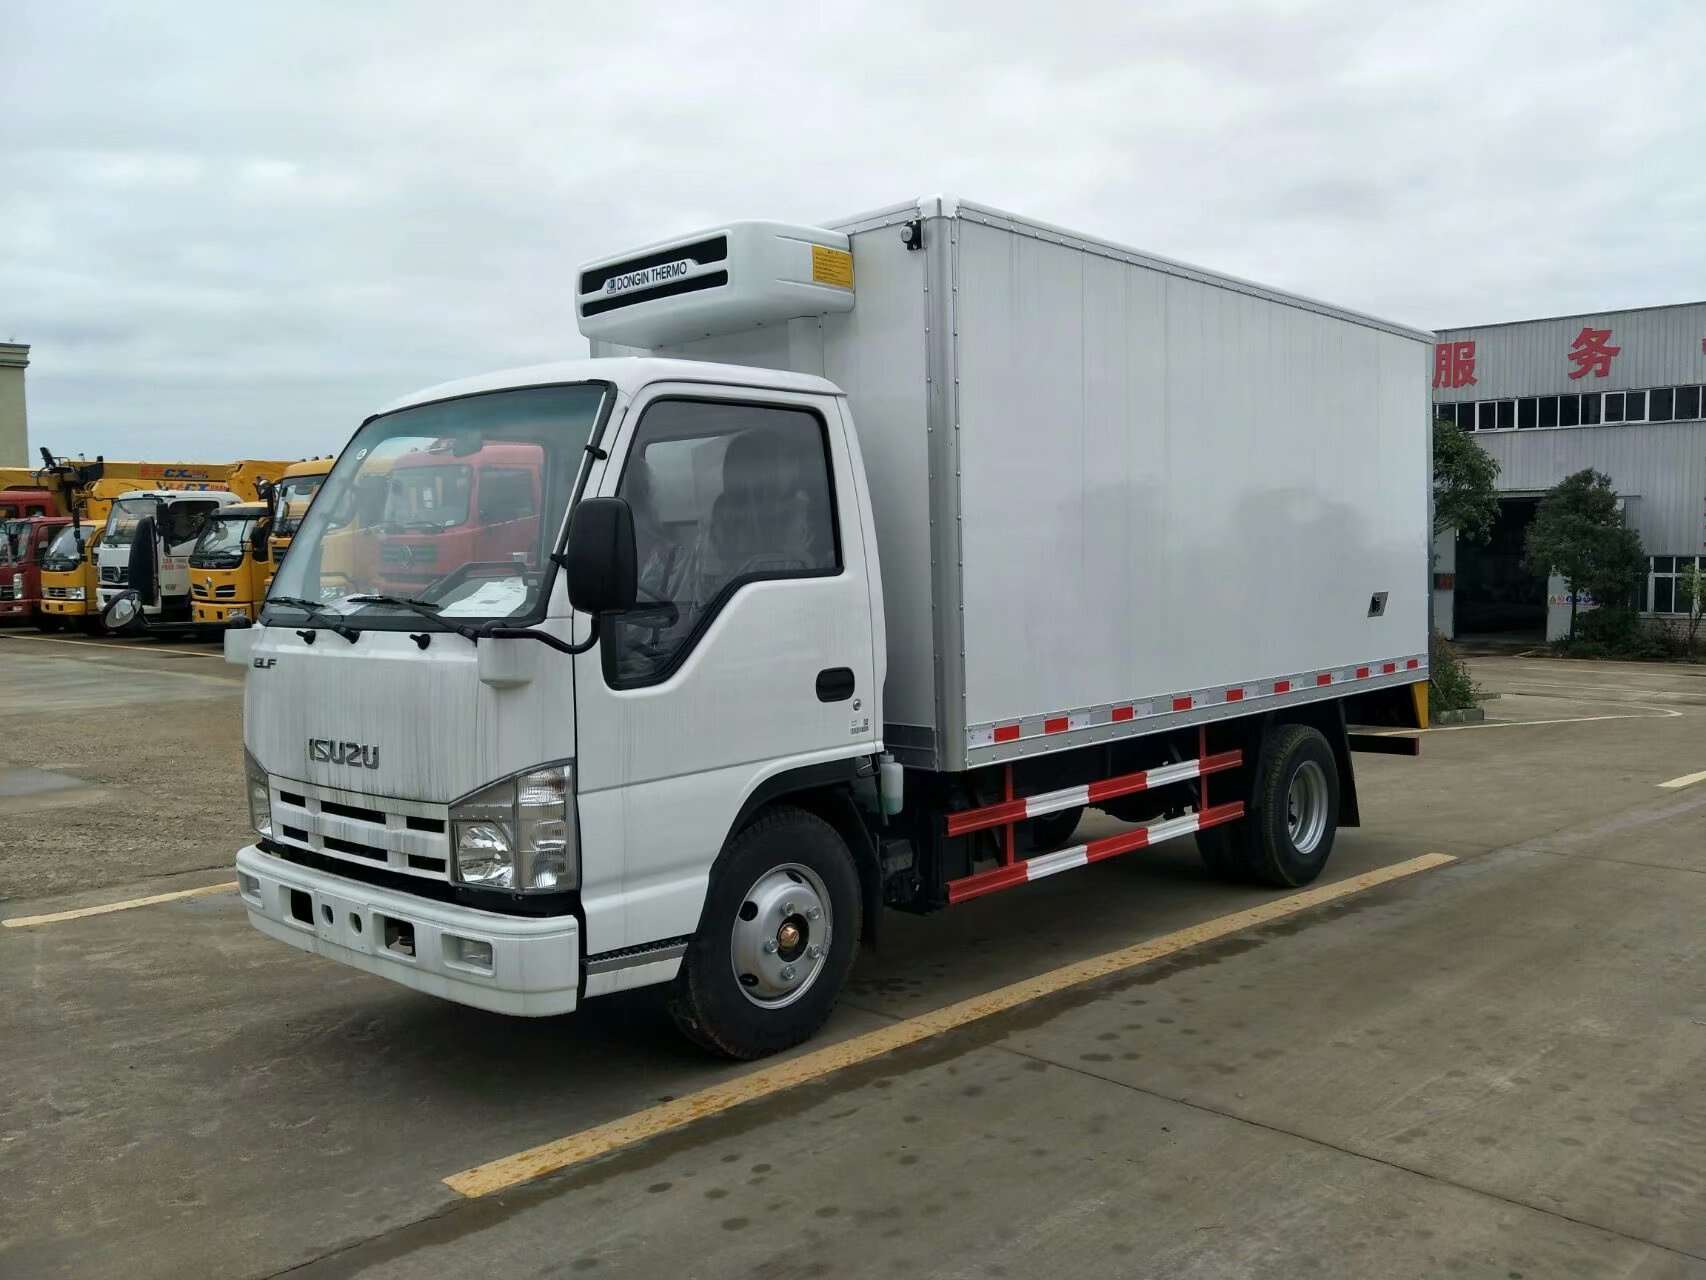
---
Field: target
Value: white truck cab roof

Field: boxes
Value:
[376,357,842,418]
[112,488,242,505]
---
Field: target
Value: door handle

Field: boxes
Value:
[816,667,855,703]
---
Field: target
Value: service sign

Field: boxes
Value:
[601,259,694,298]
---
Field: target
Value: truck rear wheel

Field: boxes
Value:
[1196,724,1339,887]
[669,804,862,1060]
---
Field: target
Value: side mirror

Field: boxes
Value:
[558,497,637,615]
[128,515,159,606]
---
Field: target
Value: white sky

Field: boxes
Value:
[4,0,1704,460]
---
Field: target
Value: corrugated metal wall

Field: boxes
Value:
[1474,424,1706,555]
[1434,302,1706,400]
[1433,302,1706,557]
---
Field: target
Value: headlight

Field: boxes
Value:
[67,586,85,601]
[450,763,576,892]
[244,749,273,837]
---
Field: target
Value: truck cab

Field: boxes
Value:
[189,502,272,626]
[38,520,101,630]
[0,515,72,626]
[97,489,244,632]
[0,488,58,519]
[267,457,333,586]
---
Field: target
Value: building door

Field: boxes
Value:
[1454,497,1545,638]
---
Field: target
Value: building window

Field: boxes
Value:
[1538,395,1560,428]
[1624,389,1646,422]
[1558,394,1580,426]
[1677,386,1702,421]
[1496,399,1516,430]
[1603,392,1625,423]
[1649,387,1673,422]
[1648,555,1704,615]
[1580,394,1601,425]
[1476,401,1497,431]
[1517,397,1538,429]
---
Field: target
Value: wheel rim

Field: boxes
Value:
[1286,759,1330,855]
[729,862,833,1010]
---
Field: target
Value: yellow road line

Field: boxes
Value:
[1658,768,1706,790]
[444,851,1456,1197]
[2,881,237,928]
[0,632,222,659]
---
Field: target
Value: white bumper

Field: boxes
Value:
[236,844,580,1016]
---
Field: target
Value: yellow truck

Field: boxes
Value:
[188,502,273,626]
[267,457,334,586]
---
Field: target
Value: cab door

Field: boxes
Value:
[571,385,879,972]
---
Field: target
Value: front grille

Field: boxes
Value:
[380,542,438,567]
[191,582,210,599]
[101,565,128,585]
[44,586,70,600]
[215,584,236,599]
[268,777,452,882]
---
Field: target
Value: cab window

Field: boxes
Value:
[608,399,839,686]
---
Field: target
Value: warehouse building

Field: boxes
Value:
[1431,302,1706,641]
[0,342,27,466]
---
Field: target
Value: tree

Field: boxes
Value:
[1433,419,1500,543]
[1523,468,1645,641]
[1676,560,1706,659]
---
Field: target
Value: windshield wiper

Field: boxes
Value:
[346,593,479,639]
[265,594,359,644]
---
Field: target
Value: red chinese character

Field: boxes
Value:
[1433,340,1477,389]
[1567,326,1620,379]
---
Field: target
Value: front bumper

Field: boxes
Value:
[192,601,253,625]
[236,844,580,1016]
[0,599,31,617]
[40,598,89,616]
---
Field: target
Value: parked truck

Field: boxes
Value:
[97,460,288,634]
[0,515,71,626]
[229,198,1431,1058]
[189,501,273,626]
[266,457,333,583]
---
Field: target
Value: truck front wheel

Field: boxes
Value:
[669,804,863,1060]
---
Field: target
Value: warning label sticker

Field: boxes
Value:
[811,245,854,290]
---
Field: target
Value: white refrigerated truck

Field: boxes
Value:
[230,197,1432,1058]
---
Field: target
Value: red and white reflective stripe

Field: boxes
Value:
[945,750,1242,837]
[967,653,1427,752]
[946,801,1245,904]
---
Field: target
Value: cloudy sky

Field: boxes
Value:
[4,1,1703,460]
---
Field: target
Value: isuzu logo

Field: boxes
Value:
[308,738,380,770]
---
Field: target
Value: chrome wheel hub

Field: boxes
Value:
[730,863,832,1009]
[1286,759,1329,855]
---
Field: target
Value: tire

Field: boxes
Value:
[1020,805,1084,853]
[1244,724,1340,887]
[669,804,863,1060]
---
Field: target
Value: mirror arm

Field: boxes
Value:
[478,616,600,656]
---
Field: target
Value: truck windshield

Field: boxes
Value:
[43,524,88,571]
[104,498,159,548]
[192,514,255,561]
[265,382,608,629]
[272,473,326,537]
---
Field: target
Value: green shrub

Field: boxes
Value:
[1429,631,1481,713]
[1553,608,1669,661]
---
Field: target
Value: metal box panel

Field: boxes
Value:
[948,212,1431,766]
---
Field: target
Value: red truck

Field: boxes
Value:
[0,515,73,629]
